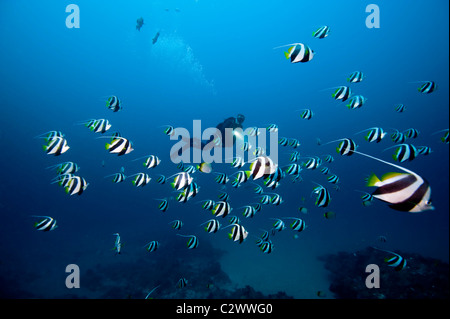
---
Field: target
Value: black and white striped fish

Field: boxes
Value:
[214,172,229,184]
[65,175,88,195]
[260,240,274,254]
[288,138,301,148]
[355,190,374,206]
[87,119,111,133]
[105,137,134,156]
[336,138,357,156]
[323,154,334,163]
[312,183,331,208]
[231,170,248,185]
[218,191,230,201]
[155,174,166,184]
[298,109,314,120]
[240,205,256,218]
[130,173,151,187]
[169,219,183,230]
[403,128,420,139]
[390,130,406,144]
[230,157,245,168]
[275,42,314,63]
[285,163,302,176]
[385,144,418,163]
[373,247,406,271]
[259,194,272,205]
[226,224,248,244]
[212,201,232,218]
[198,199,215,211]
[346,95,367,109]
[332,86,352,102]
[104,172,126,183]
[290,151,301,162]
[157,198,169,212]
[266,124,279,133]
[176,277,188,289]
[347,71,364,83]
[176,191,189,203]
[228,215,240,224]
[177,234,199,249]
[356,127,386,143]
[113,233,122,254]
[201,219,221,233]
[144,240,159,252]
[270,218,286,232]
[395,104,406,113]
[43,136,70,156]
[170,172,193,190]
[264,167,284,186]
[143,155,161,168]
[302,156,321,170]
[417,81,437,94]
[327,174,339,184]
[279,137,289,146]
[269,193,283,205]
[163,125,175,136]
[33,215,58,231]
[284,217,306,232]
[106,96,122,112]
[312,25,330,39]
[356,151,433,213]
[417,146,432,155]
[246,156,277,181]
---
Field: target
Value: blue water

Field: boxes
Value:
[0,0,448,299]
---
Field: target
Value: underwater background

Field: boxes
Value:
[0,0,448,299]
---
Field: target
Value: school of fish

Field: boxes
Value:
[32,24,447,297]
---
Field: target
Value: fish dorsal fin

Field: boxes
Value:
[380,172,407,181]
[352,151,416,176]
[366,173,380,187]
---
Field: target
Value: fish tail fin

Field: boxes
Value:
[284,51,290,59]
[366,173,381,187]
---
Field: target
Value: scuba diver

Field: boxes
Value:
[136,17,144,31]
[210,114,245,148]
[171,114,246,159]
